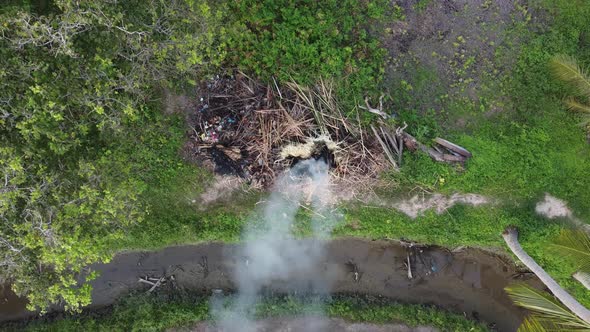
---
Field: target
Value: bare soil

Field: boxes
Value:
[391,193,490,219]
[383,0,528,124]
[535,193,573,219]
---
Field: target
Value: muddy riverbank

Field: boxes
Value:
[1,238,537,331]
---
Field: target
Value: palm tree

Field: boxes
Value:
[552,228,590,276]
[506,283,590,331]
[502,227,590,331]
[550,54,590,129]
[574,272,590,291]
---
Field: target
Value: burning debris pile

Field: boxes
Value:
[186,72,473,191]
[187,72,388,189]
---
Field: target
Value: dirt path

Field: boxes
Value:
[390,193,490,218]
[1,238,538,331]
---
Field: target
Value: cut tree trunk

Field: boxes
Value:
[503,226,590,324]
[434,138,472,158]
[401,132,466,163]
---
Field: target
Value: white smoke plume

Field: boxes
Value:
[210,159,338,331]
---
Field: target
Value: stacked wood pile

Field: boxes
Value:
[365,96,472,169]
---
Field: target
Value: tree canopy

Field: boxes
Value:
[0,0,226,311]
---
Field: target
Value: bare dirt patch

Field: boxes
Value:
[383,0,529,124]
[534,193,590,232]
[196,175,246,209]
[535,193,573,219]
[391,193,490,219]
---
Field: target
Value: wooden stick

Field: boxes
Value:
[407,253,413,279]
[434,138,472,158]
[372,125,398,169]
[138,279,155,286]
[148,277,165,293]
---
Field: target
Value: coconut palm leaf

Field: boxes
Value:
[506,283,590,331]
[551,229,590,273]
[565,97,590,114]
[550,54,590,99]
[519,316,548,332]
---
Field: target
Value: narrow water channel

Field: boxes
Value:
[0,238,539,331]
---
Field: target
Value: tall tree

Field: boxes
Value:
[0,0,227,311]
[550,54,590,130]
[503,227,590,331]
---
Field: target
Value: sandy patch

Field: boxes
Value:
[534,193,572,219]
[393,193,490,219]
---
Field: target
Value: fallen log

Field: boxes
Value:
[360,100,470,164]
[434,138,472,158]
[401,132,467,164]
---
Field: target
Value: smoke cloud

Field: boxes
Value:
[210,159,338,331]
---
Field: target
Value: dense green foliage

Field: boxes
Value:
[10,294,487,331]
[228,0,387,109]
[0,0,390,314]
[0,0,226,311]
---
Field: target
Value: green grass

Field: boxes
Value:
[12,294,488,332]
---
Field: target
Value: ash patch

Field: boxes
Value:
[392,193,490,219]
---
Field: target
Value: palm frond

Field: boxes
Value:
[506,283,590,330]
[565,97,590,114]
[518,316,547,332]
[550,54,590,99]
[551,229,590,273]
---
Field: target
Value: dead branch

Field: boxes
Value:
[360,95,389,119]
[138,275,167,293]
[434,138,472,158]
[406,252,413,279]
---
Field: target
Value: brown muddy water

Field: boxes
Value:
[0,238,538,331]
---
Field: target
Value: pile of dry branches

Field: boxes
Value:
[187,72,388,190]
